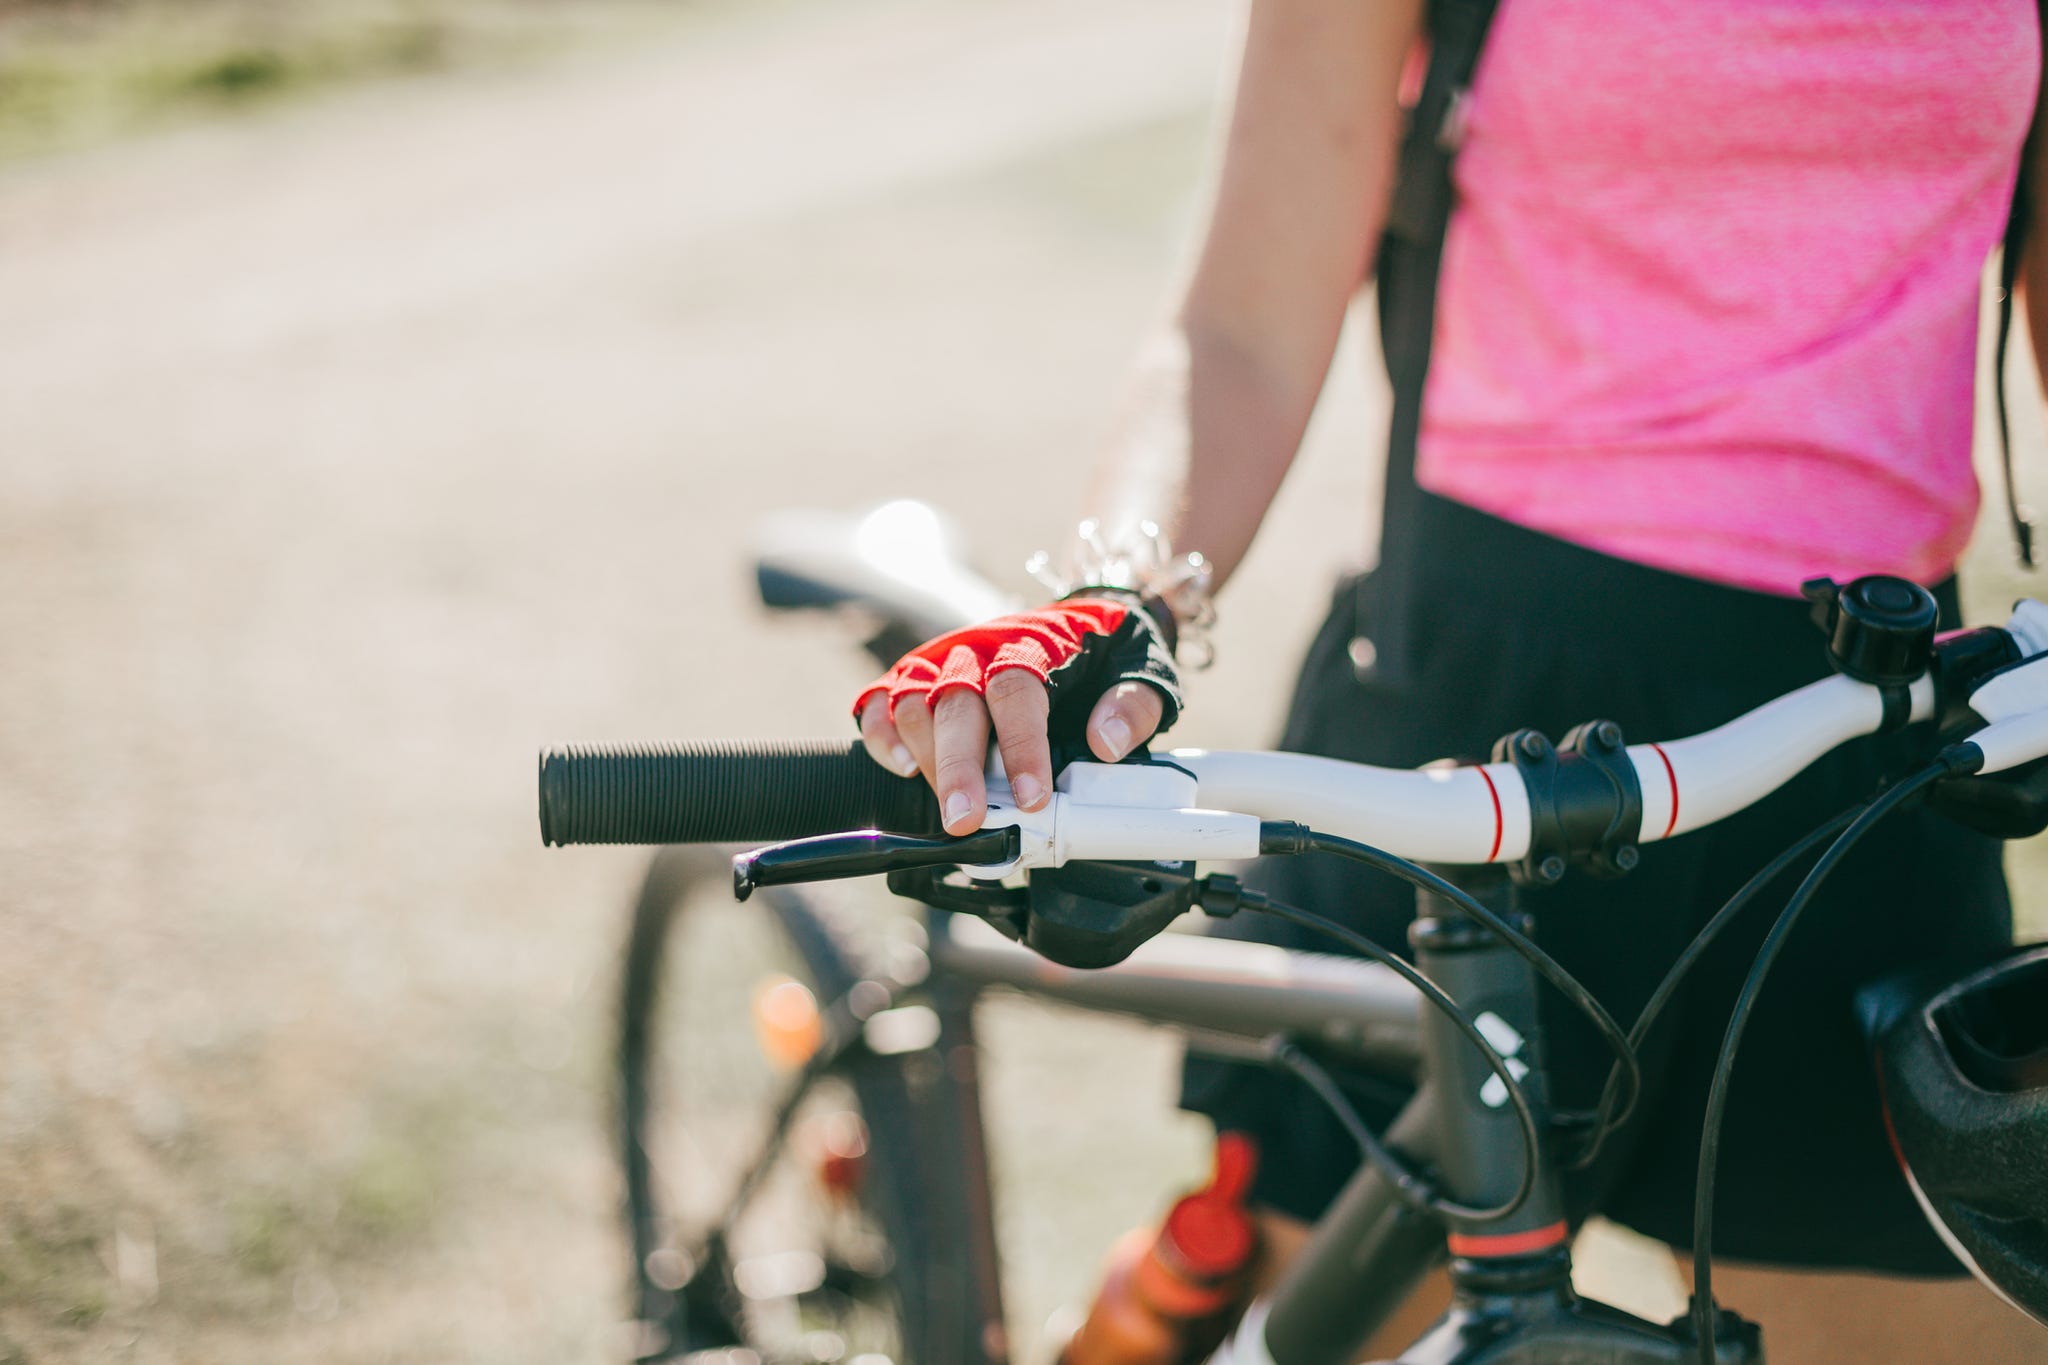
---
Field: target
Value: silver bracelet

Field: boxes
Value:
[1025,519,1216,666]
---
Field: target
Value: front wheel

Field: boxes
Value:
[616,848,1002,1364]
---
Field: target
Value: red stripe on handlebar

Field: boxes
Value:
[1477,764,1504,863]
[1650,742,1679,839]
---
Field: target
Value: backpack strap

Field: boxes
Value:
[1356,0,1502,687]
[1995,116,2038,570]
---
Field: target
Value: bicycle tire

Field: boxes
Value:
[617,847,1002,1365]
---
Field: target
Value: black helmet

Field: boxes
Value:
[1861,944,2048,1326]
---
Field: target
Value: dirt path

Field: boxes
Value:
[0,2,1394,1359]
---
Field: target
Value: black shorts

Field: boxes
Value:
[1179,494,2012,1274]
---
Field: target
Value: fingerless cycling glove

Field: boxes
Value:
[853,591,1182,757]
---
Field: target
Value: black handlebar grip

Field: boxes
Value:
[538,740,943,846]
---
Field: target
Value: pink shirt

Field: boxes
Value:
[1416,0,2039,595]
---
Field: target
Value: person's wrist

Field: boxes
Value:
[1056,584,1179,654]
[1027,518,1215,666]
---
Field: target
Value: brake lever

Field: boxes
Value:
[732,826,1022,900]
[1929,754,2048,839]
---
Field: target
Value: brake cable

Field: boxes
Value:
[1239,890,1541,1225]
[1261,826,1644,1149]
[1687,758,1953,1365]
[1569,806,1859,1170]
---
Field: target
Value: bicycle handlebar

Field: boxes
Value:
[531,674,1939,868]
[539,603,2048,875]
[1167,672,1935,866]
[537,739,941,845]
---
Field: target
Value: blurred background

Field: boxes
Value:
[2,2,2043,1362]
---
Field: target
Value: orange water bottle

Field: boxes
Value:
[1062,1132,1262,1365]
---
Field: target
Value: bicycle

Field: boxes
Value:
[543,501,2048,1365]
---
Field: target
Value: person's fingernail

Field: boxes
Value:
[944,792,973,828]
[1012,772,1043,809]
[889,744,917,777]
[1096,714,1132,760]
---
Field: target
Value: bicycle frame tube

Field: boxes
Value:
[929,913,1423,1077]
[1207,885,1564,1364]
[1228,1090,1451,1363]
[926,885,1727,1365]
[926,907,1430,1361]
[931,899,1552,1364]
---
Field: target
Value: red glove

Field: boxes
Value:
[853,592,1182,749]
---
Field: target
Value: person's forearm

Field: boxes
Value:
[1071,0,1419,596]
[866,0,1418,826]
[1081,319,1320,591]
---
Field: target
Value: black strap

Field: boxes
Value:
[1996,106,2038,570]
[1359,0,1502,687]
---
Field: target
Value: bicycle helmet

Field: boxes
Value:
[1860,943,2048,1326]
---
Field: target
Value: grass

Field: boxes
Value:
[0,0,717,161]
[0,1070,485,1358]
[222,1132,440,1281]
[0,1201,110,1334]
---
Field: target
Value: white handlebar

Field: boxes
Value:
[1167,749,1529,865]
[969,646,2006,877]
[1173,672,1934,863]
[1637,672,1933,840]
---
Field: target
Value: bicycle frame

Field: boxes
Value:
[911,876,1761,1365]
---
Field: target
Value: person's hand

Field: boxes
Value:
[853,595,1181,835]
[861,679,1165,835]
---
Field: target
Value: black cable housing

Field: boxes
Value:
[1569,807,1859,1170]
[1294,830,1644,1146]
[1687,761,1951,1365]
[1246,892,1541,1225]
